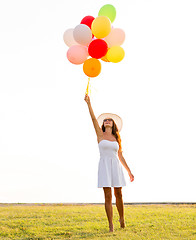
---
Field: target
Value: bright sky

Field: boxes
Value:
[0,0,196,203]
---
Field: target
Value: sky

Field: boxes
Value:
[0,0,196,203]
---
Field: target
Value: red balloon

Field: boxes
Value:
[81,16,95,29]
[88,39,108,59]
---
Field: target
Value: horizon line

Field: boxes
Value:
[0,202,195,206]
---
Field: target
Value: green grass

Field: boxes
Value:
[0,204,195,239]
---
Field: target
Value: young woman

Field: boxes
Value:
[84,94,134,232]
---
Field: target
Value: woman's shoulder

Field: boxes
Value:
[97,131,104,142]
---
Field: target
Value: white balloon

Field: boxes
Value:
[73,24,92,46]
[63,28,78,47]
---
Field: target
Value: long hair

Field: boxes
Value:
[101,120,122,151]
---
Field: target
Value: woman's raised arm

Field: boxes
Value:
[84,94,103,139]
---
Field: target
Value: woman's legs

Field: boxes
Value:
[114,187,125,228]
[103,187,113,232]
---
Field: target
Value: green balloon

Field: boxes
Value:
[98,4,116,23]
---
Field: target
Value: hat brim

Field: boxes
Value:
[97,113,123,132]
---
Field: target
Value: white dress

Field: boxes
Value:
[98,140,126,188]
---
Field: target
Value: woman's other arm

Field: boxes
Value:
[118,151,134,182]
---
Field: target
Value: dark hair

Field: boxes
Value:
[101,120,122,151]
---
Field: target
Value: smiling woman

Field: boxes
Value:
[84,94,134,232]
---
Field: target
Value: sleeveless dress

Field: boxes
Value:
[98,140,126,188]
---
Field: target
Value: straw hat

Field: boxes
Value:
[97,113,123,132]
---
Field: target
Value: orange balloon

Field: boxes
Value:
[101,55,110,62]
[83,58,101,77]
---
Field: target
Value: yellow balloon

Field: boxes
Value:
[106,46,125,63]
[91,16,111,39]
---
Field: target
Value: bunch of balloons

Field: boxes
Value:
[63,4,125,78]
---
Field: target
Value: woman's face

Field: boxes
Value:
[103,118,113,128]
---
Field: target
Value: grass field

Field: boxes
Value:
[0,204,195,239]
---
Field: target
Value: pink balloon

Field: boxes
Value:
[67,45,88,65]
[104,28,125,48]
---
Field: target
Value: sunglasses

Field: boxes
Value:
[103,118,113,122]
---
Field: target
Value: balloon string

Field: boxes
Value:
[85,77,91,95]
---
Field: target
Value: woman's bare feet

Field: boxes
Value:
[109,223,114,232]
[119,218,125,228]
